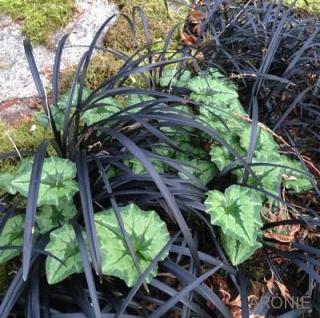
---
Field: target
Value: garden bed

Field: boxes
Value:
[0,0,319,317]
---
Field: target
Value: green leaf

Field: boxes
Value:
[152,143,174,158]
[0,214,24,264]
[82,98,121,126]
[95,203,170,287]
[281,158,313,192]
[176,136,208,157]
[220,232,262,265]
[179,158,217,185]
[188,70,238,96]
[204,185,263,245]
[38,103,66,130]
[58,85,92,106]
[233,153,283,199]
[11,157,79,206]
[17,157,33,174]
[38,85,93,129]
[36,201,77,234]
[191,92,245,115]
[0,172,16,194]
[210,145,235,171]
[174,146,217,185]
[126,94,155,107]
[124,158,165,174]
[198,103,247,138]
[45,224,84,285]
[166,134,217,184]
[210,133,246,171]
[239,125,279,155]
[159,68,192,88]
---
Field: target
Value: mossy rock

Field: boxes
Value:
[0,0,76,46]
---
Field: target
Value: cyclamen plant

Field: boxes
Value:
[0,67,312,281]
[0,14,315,317]
[160,67,313,264]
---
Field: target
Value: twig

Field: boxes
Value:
[5,132,22,159]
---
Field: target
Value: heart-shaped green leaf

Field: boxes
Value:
[281,157,313,192]
[239,124,279,155]
[45,224,84,284]
[44,204,170,286]
[159,68,192,88]
[124,158,165,174]
[205,185,263,245]
[126,94,155,107]
[188,69,238,96]
[210,134,246,171]
[82,97,121,126]
[233,153,283,198]
[0,214,24,264]
[178,156,217,185]
[36,201,77,234]
[38,85,93,130]
[220,232,262,265]
[174,148,217,185]
[95,203,170,287]
[10,157,78,207]
[0,172,16,195]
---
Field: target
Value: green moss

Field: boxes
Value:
[106,0,187,52]
[114,0,170,20]
[59,1,187,95]
[0,119,53,174]
[60,52,125,91]
[60,0,186,93]
[0,0,76,46]
[284,0,320,15]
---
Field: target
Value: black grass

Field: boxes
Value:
[191,0,320,163]
[188,0,320,315]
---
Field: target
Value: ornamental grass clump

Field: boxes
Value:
[185,0,320,163]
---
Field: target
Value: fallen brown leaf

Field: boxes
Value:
[229,295,241,318]
[192,23,202,35]
[266,273,275,292]
[187,10,204,24]
[180,32,198,46]
[276,281,291,299]
[265,273,291,299]
[210,274,231,304]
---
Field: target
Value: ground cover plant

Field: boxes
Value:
[0,3,319,318]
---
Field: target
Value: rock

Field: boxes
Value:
[0,0,118,108]
[0,98,40,125]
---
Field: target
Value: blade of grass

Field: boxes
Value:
[73,221,101,318]
[22,140,48,281]
[151,264,223,318]
[76,151,102,277]
[52,34,69,106]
